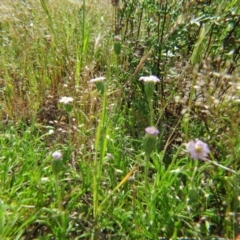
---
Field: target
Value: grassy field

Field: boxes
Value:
[0,0,240,239]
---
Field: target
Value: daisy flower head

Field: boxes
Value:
[114,35,121,42]
[89,77,106,83]
[59,96,74,112]
[145,126,159,136]
[139,75,160,100]
[89,77,106,94]
[59,96,74,105]
[52,150,62,160]
[52,150,63,176]
[143,126,159,156]
[187,139,210,160]
[139,75,160,83]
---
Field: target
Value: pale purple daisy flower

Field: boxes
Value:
[114,36,122,55]
[52,151,63,176]
[187,139,210,160]
[139,75,160,83]
[114,35,121,42]
[89,77,106,83]
[139,76,160,100]
[52,151,62,160]
[89,77,106,94]
[144,126,159,156]
[59,96,74,105]
[145,126,159,136]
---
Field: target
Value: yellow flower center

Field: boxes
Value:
[195,144,202,153]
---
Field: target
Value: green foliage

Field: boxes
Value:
[0,0,239,239]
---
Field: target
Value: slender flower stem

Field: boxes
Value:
[92,87,107,239]
[54,177,66,239]
[149,99,154,126]
[145,154,150,195]
[55,178,62,210]
[143,127,159,194]
[205,159,238,174]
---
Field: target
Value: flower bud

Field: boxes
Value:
[114,36,121,55]
[52,151,63,176]
[143,126,159,156]
[89,77,106,95]
[139,75,160,101]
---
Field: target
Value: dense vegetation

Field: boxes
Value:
[0,0,240,239]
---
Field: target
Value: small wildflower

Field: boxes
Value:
[89,77,106,83]
[59,97,74,113]
[145,126,159,136]
[139,75,160,101]
[52,151,62,160]
[59,96,74,105]
[186,139,210,160]
[114,35,121,42]
[143,126,159,156]
[52,151,63,176]
[48,129,54,135]
[90,77,106,94]
[128,175,135,182]
[139,75,160,83]
[187,141,237,174]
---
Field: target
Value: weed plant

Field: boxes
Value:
[0,0,240,239]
